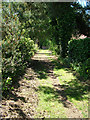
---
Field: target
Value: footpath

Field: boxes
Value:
[1,50,86,118]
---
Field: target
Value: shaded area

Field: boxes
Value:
[37,85,73,108]
[8,104,27,119]
[2,90,28,118]
[37,80,88,109]
[63,79,89,100]
[54,81,88,101]
[4,91,27,103]
[29,59,56,80]
[3,64,28,96]
[51,59,89,101]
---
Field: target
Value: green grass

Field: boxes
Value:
[67,97,88,118]
[35,77,66,118]
[52,59,89,118]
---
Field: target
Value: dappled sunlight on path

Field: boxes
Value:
[2,49,88,118]
[31,50,83,118]
[32,50,57,61]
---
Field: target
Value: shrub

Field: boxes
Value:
[48,40,58,55]
[2,3,37,93]
[78,58,90,80]
[2,36,37,92]
[18,37,36,63]
[68,38,90,80]
[68,38,90,63]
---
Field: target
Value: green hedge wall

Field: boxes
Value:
[68,38,90,80]
[68,38,90,63]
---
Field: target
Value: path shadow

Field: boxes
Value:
[2,64,30,118]
[50,59,89,101]
[29,59,56,80]
[9,104,27,119]
[5,91,27,103]
[54,80,88,101]
[37,85,72,108]
[2,90,28,118]
[37,82,88,108]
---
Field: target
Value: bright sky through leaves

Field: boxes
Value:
[78,0,87,7]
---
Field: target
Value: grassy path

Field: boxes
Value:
[2,50,88,118]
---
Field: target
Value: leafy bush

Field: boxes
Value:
[48,39,59,55]
[68,38,90,80]
[68,38,90,63]
[2,3,37,93]
[19,37,36,62]
[78,58,90,80]
[2,36,37,92]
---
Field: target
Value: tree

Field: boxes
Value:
[47,3,75,57]
[72,2,90,37]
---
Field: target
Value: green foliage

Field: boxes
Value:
[2,2,37,92]
[68,38,90,80]
[2,77,12,91]
[47,3,76,58]
[19,37,36,62]
[48,40,58,55]
[68,38,90,63]
[78,58,90,80]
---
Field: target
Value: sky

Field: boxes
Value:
[78,0,87,7]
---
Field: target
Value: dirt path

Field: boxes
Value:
[1,50,83,118]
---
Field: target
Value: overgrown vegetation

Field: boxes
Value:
[2,3,37,92]
[2,2,89,96]
[68,38,89,63]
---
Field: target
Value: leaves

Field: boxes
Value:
[2,2,37,92]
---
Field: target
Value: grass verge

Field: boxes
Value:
[52,58,89,118]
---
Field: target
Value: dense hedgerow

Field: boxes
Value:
[68,38,90,63]
[2,3,37,92]
[78,58,90,80]
[2,37,37,92]
[68,38,90,80]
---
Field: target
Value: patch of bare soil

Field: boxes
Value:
[1,66,39,118]
[1,50,82,118]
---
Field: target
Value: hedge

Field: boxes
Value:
[68,38,90,63]
[2,3,37,92]
[68,38,90,80]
